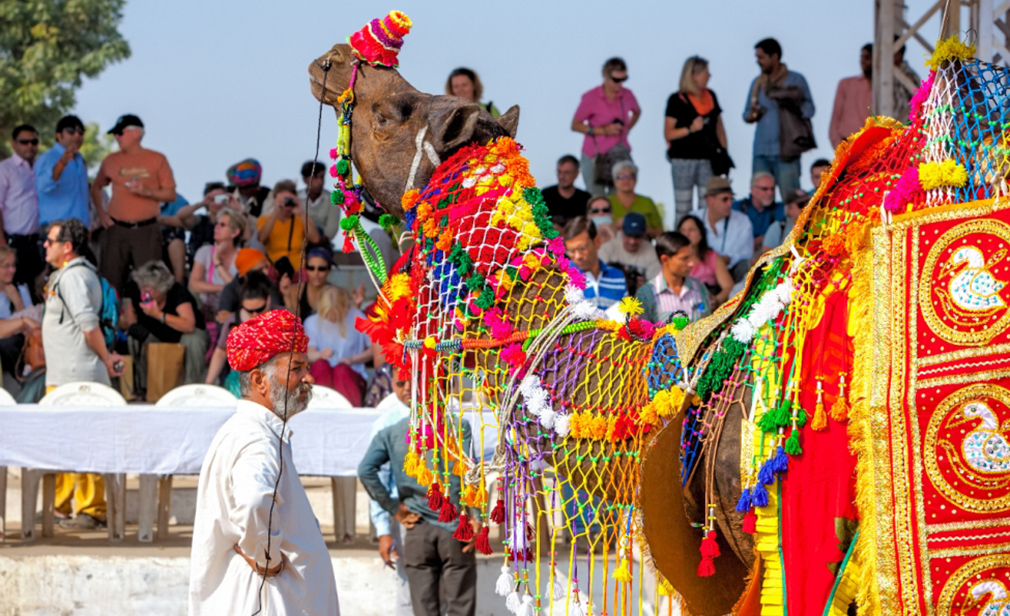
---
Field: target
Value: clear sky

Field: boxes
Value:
[73,0,943,219]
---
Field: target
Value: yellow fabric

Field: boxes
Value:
[54,473,106,518]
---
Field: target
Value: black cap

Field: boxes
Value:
[107,114,144,135]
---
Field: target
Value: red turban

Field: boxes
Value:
[227,309,308,372]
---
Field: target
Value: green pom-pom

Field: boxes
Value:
[379,214,397,229]
[339,215,358,231]
[671,315,690,331]
[330,191,343,206]
[465,273,484,292]
[784,432,803,455]
[773,400,792,428]
[474,286,495,309]
[336,159,350,176]
[757,410,779,433]
[794,406,808,428]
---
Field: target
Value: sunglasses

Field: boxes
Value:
[43,236,63,245]
[610,75,628,83]
[305,265,330,272]
[214,221,230,227]
[241,304,268,315]
[590,207,612,214]
[16,139,39,146]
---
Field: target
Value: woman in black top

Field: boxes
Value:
[664,56,728,225]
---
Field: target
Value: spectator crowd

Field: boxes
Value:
[0,42,918,614]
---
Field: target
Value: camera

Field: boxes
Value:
[284,197,296,208]
[214,194,229,205]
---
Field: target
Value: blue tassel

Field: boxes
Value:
[757,458,775,485]
[735,487,752,512]
[771,445,790,473]
[752,480,769,507]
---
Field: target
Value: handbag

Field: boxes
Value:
[592,143,632,188]
[771,86,816,160]
[146,342,185,402]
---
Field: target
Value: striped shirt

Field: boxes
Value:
[636,274,711,324]
[581,259,628,309]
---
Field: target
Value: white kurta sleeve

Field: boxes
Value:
[229,437,286,569]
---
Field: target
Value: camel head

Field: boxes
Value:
[308,43,520,220]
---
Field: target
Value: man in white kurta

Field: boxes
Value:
[189,309,339,615]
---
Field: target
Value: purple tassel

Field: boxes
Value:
[735,487,752,512]
[752,480,769,507]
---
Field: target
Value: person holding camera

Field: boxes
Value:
[256,180,320,271]
[165,182,243,264]
[571,57,641,197]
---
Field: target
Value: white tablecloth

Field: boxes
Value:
[0,404,501,476]
[0,405,383,476]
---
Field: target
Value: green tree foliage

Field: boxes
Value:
[0,0,130,157]
[77,121,115,178]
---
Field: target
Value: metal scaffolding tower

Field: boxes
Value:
[874,0,1010,117]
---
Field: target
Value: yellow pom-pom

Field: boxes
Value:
[927,35,976,70]
[415,464,433,487]
[423,336,437,350]
[919,159,967,190]
[618,296,644,317]
[613,559,633,583]
[589,415,609,440]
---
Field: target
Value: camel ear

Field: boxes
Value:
[496,105,520,138]
[432,105,482,152]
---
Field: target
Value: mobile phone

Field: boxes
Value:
[141,292,153,304]
[214,194,229,205]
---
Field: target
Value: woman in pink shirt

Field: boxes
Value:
[677,214,733,306]
[571,57,641,196]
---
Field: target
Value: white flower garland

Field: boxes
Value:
[730,279,793,343]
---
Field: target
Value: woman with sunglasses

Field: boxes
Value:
[586,195,617,245]
[204,271,272,390]
[284,246,333,318]
[665,56,728,225]
[571,57,641,196]
[189,209,245,320]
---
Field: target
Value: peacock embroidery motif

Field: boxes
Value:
[968,579,1010,616]
[940,246,1007,315]
[962,401,1010,474]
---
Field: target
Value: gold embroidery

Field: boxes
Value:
[936,554,1010,615]
[918,219,1010,347]
[918,342,1010,367]
[926,515,1010,534]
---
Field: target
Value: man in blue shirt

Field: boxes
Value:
[732,171,785,251]
[562,216,628,310]
[359,398,477,616]
[366,374,413,616]
[34,116,90,228]
[743,38,815,200]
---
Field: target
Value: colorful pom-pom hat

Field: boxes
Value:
[348,10,412,68]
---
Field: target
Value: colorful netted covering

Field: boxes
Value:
[356,136,692,615]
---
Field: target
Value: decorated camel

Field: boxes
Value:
[309,14,1010,616]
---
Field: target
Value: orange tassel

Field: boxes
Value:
[830,373,849,421]
[812,379,827,431]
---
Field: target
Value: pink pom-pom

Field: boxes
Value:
[329,148,338,159]
[548,236,565,257]
[501,343,527,377]
[883,165,922,214]
[329,164,338,177]
[909,70,935,122]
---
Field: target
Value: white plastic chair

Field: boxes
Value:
[0,386,13,539]
[26,381,128,542]
[307,385,352,409]
[154,383,237,407]
[143,384,237,541]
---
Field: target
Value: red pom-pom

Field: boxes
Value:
[427,483,443,511]
[341,235,355,253]
[490,498,506,525]
[475,525,492,554]
[453,513,475,541]
[742,510,757,534]
[697,556,716,577]
[438,498,458,523]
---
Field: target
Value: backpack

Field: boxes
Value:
[54,261,120,349]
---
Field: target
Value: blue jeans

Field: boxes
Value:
[753,155,801,201]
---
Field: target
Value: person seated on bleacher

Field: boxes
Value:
[214,248,285,324]
[205,271,273,395]
[122,260,210,393]
[283,246,333,318]
[304,285,374,406]
[0,244,40,381]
